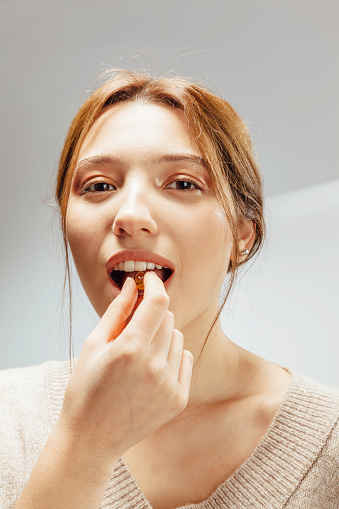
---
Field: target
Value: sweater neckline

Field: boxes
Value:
[47,362,339,508]
[115,368,339,508]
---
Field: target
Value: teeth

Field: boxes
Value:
[112,260,166,272]
[123,260,135,272]
[135,261,147,271]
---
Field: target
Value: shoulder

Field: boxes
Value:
[0,361,51,395]
[288,369,339,416]
[297,372,339,464]
[282,370,339,507]
[0,358,73,434]
[0,359,72,410]
[284,369,339,446]
[238,369,339,508]
[0,360,73,508]
[0,359,74,450]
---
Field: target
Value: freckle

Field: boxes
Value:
[135,271,145,290]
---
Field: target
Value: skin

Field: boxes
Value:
[16,272,193,508]
[66,101,231,339]
[65,100,257,407]
[15,101,292,509]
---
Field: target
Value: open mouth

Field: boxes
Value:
[110,267,173,290]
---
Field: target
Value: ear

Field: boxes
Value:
[236,219,256,261]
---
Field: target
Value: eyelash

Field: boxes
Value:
[80,182,115,195]
[165,178,201,191]
[80,177,201,195]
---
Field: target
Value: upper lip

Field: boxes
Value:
[106,249,175,274]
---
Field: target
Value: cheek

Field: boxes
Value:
[175,206,232,294]
[192,206,232,265]
[65,204,103,269]
[65,203,111,316]
[169,210,231,331]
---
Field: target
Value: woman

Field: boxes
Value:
[1,70,338,508]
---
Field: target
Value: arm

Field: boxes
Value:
[14,420,119,509]
[15,272,193,508]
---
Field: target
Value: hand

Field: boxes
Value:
[59,271,193,471]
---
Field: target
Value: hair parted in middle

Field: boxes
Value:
[55,69,265,364]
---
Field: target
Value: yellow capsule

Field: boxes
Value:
[135,271,145,290]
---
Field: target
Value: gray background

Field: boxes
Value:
[1,0,338,386]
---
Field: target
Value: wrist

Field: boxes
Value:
[15,419,121,509]
[52,416,121,484]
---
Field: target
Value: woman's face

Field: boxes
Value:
[66,101,232,331]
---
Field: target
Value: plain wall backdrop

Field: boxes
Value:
[0,0,338,386]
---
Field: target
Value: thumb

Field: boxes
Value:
[93,277,138,343]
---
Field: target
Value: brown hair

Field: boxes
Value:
[55,69,265,364]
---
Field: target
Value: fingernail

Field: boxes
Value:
[121,277,134,294]
[144,271,157,282]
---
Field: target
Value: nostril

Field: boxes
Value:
[112,225,126,237]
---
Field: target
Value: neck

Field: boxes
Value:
[179,305,251,412]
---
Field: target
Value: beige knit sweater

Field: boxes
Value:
[0,360,338,508]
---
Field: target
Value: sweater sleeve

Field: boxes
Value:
[285,415,339,508]
[0,363,53,509]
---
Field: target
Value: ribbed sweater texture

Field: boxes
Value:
[0,360,338,508]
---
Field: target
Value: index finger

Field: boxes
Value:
[123,271,170,343]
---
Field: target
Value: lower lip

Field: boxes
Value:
[108,271,174,299]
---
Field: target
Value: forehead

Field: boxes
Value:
[77,100,200,163]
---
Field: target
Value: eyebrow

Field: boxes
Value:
[154,153,207,168]
[74,155,118,175]
[74,153,207,175]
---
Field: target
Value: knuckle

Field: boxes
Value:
[116,343,141,365]
[119,346,135,362]
[173,329,184,342]
[145,359,166,381]
[186,350,194,364]
[107,301,128,322]
[166,310,174,321]
[149,292,170,310]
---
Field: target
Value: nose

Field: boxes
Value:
[112,180,158,238]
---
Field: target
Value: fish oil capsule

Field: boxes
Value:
[135,271,145,291]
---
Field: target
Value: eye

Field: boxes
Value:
[81,182,116,194]
[165,179,201,191]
